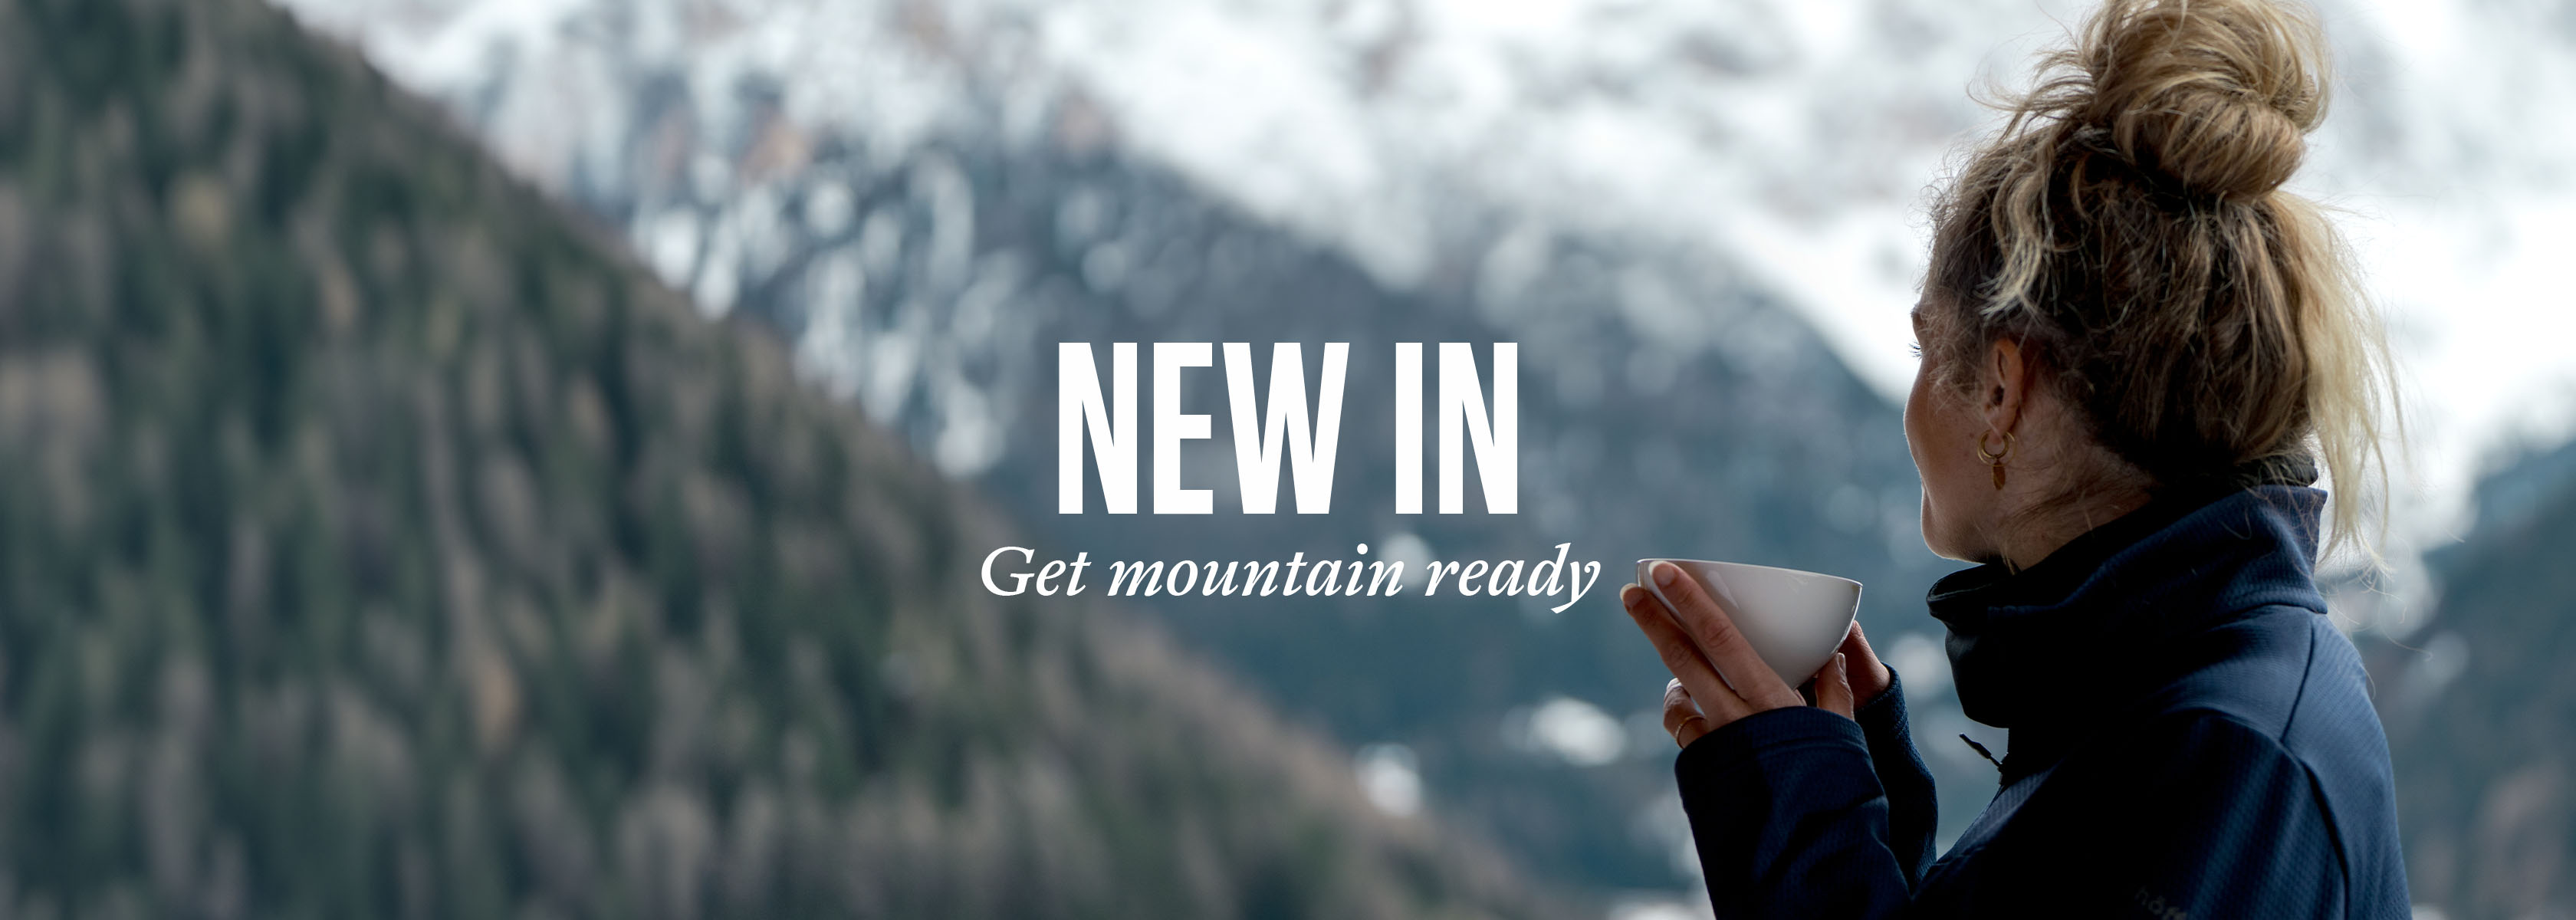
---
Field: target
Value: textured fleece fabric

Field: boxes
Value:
[1674,485,2410,918]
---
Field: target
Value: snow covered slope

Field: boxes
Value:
[275,0,2576,576]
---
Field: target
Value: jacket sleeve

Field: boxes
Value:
[1674,706,1915,919]
[1852,669,1938,886]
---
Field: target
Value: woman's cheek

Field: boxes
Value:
[1918,488,1944,556]
[1906,367,1976,560]
[1903,368,1932,481]
[1904,375,1943,554]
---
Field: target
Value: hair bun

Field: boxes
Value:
[2052,0,2330,199]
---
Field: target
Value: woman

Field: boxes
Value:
[1619,0,2411,915]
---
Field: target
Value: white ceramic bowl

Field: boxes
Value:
[1637,559,1863,688]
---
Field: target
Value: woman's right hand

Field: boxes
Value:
[1658,621,1895,748]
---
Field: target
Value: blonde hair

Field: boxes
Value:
[1925,0,2399,559]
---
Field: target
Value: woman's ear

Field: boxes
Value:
[1983,337,2031,435]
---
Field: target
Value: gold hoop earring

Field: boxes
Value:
[1976,430,2014,490]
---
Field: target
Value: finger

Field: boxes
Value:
[1815,652,1855,718]
[1645,563,1802,709]
[1660,678,1700,734]
[1664,679,1714,748]
[1834,616,1895,701]
[1835,622,1894,705]
[1623,585,1755,724]
[1626,585,1750,722]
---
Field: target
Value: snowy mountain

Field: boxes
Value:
[259,0,2576,910]
[974,0,2576,537]
[269,0,2576,549]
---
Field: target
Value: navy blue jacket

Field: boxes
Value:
[1674,484,2410,918]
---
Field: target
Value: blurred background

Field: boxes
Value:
[0,0,2569,916]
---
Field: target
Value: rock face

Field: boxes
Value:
[0,0,1560,915]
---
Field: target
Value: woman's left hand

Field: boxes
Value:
[1622,562,1858,748]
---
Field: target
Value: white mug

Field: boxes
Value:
[1636,558,1863,689]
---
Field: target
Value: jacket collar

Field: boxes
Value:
[1926,458,2328,782]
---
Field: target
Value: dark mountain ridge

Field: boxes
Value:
[0,0,1557,915]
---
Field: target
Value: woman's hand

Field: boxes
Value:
[1623,561,1886,748]
[1834,620,1894,709]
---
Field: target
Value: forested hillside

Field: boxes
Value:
[0,0,1553,916]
